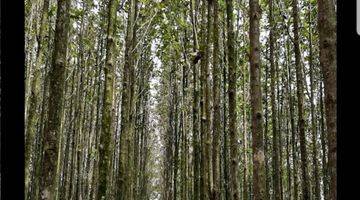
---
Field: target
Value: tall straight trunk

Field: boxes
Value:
[180,35,189,199]
[263,50,271,200]
[308,3,320,199]
[180,14,190,200]
[268,0,281,199]
[128,5,138,198]
[285,103,292,200]
[206,0,213,194]
[165,58,175,200]
[285,39,299,200]
[89,26,105,200]
[84,62,98,200]
[33,21,54,197]
[173,75,179,200]
[211,0,220,199]
[97,0,117,198]
[225,0,240,199]
[242,68,248,200]
[25,0,49,195]
[319,81,328,199]
[220,8,231,200]
[118,0,137,199]
[65,65,79,200]
[190,0,201,199]
[317,1,336,199]
[282,47,293,200]
[40,0,71,198]
[292,0,310,199]
[276,63,284,200]
[221,22,230,200]
[200,0,212,199]
[249,0,266,199]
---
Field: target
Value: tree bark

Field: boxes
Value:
[40,0,71,198]
[269,0,281,199]
[97,0,118,198]
[118,0,138,199]
[292,0,311,199]
[249,0,266,199]
[212,0,221,199]
[226,0,240,199]
[317,1,337,199]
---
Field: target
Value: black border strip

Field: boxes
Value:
[1,0,25,199]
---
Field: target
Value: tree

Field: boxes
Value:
[307,2,320,199]
[39,0,71,198]
[317,0,337,199]
[269,0,282,199]
[226,0,240,199]
[292,0,311,199]
[25,0,49,196]
[23,0,337,199]
[212,0,221,199]
[97,0,118,198]
[249,0,266,199]
[118,0,138,199]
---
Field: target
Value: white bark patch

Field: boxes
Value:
[41,189,50,199]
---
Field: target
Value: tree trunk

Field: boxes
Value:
[226,0,240,199]
[40,0,71,198]
[118,0,138,199]
[308,3,321,199]
[292,0,311,199]
[97,0,117,198]
[249,0,266,199]
[190,0,201,199]
[317,1,337,199]
[269,0,281,199]
[212,0,220,199]
[25,0,49,195]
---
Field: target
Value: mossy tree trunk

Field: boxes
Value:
[40,0,71,198]
[225,0,240,199]
[211,0,221,199]
[97,0,118,198]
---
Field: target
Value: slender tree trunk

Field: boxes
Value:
[40,0,71,198]
[319,81,328,199]
[226,0,240,199]
[221,23,230,200]
[317,1,337,199]
[25,0,49,195]
[268,0,281,199]
[97,0,117,198]
[292,0,311,198]
[211,0,220,199]
[308,4,320,199]
[263,50,271,200]
[242,71,248,200]
[249,0,266,199]
[199,0,212,199]
[118,0,138,199]
[276,63,284,200]
[286,38,299,200]
[190,0,201,199]
[285,105,292,200]
[221,9,231,200]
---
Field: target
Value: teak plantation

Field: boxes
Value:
[24,0,336,199]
